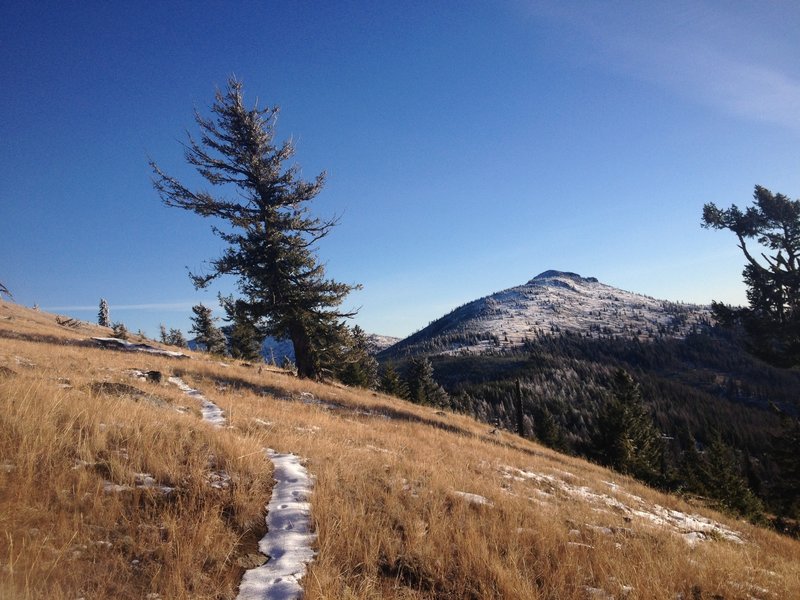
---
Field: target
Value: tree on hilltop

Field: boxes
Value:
[337,325,379,388]
[703,186,800,366]
[98,298,110,327]
[190,304,227,355]
[220,295,262,361]
[159,323,189,348]
[0,282,11,299]
[151,77,358,379]
[111,321,129,340]
[167,328,188,348]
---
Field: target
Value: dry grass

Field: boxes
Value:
[1,300,799,599]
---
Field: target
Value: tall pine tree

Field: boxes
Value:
[406,357,449,407]
[593,369,663,484]
[151,78,357,379]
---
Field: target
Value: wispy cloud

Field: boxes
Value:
[615,32,800,133]
[44,302,195,312]
[525,1,800,132]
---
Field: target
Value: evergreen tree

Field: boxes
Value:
[677,427,707,494]
[167,328,188,348]
[593,369,663,484]
[98,298,110,327]
[337,325,379,388]
[151,77,357,379]
[533,404,564,450]
[0,281,12,299]
[406,357,449,407]
[703,186,800,366]
[111,321,128,340]
[190,304,227,355]
[379,364,409,399]
[159,323,168,344]
[220,295,262,361]
[770,417,800,518]
[703,434,764,519]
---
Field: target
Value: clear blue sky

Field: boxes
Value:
[3,1,800,339]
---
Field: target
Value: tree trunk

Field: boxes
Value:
[289,323,317,379]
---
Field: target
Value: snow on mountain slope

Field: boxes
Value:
[386,270,712,357]
[366,333,401,354]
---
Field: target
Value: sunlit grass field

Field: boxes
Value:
[1,300,798,599]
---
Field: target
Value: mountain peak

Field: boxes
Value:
[529,270,599,284]
[382,269,711,358]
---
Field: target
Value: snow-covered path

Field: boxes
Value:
[167,376,226,426]
[236,450,316,600]
[168,376,316,599]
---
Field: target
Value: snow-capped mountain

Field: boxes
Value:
[366,333,401,354]
[383,270,712,358]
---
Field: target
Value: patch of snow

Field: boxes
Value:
[570,542,595,549]
[500,465,743,546]
[583,586,613,599]
[586,524,614,536]
[14,355,35,367]
[92,337,189,358]
[294,426,320,434]
[298,392,316,404]
[207,470,232,490]
[103,473,174,495]
[103,482,133,493]
[236,450,316,600]
[453,491,493,507]
[72,459,98,470]
[167,376,226,427]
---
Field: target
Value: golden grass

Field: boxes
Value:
[1,299,799,599]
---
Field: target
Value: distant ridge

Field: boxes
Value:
[381,269,711,358]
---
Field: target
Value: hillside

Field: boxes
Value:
[382,270,711,359]
[1,300,799,599]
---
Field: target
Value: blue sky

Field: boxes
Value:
[3,1,800,339]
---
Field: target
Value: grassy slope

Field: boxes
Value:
[1,300,798,599]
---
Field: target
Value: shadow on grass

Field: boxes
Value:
[0,327,91,348]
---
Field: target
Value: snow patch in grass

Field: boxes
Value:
[102,473,174,495]
[453,491,493,507]
[500,465,743,546]
[91,337,189,358]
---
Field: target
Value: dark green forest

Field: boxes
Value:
[380,325,800,531]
